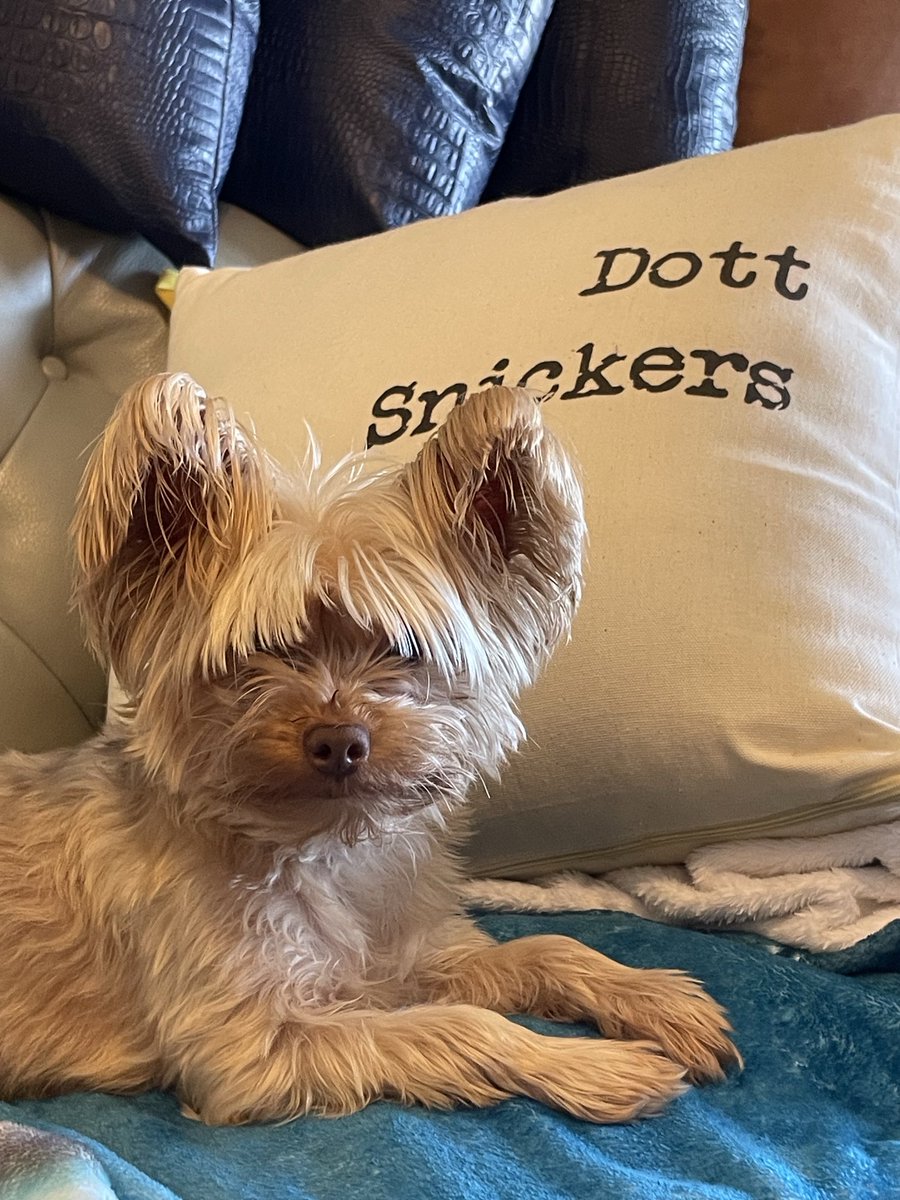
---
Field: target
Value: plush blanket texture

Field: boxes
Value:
[2,911,898,1200]
[462,820,900,952]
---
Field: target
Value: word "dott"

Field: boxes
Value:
[580,242,809,301]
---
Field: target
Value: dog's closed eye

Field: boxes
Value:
[387,633,424,665]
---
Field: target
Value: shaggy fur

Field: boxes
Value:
[0,373,739,1125]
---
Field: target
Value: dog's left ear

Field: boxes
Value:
[403,386,586,664]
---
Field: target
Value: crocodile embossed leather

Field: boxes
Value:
[222,0,552,247]
[0,0,259,265]
[484,0,747,200]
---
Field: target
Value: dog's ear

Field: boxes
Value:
[403,386,586,668]
[72,372,276,694]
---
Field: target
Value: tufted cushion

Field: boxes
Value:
[0,197,169,751]
[222,0,552,247]
[0,197,300,755]
[0,0,259,266]
[484,0,748,201]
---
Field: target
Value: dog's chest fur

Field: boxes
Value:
[231,824,462,1013]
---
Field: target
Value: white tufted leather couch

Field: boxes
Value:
[0,199,298,753]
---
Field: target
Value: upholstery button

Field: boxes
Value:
[41,355,69,381]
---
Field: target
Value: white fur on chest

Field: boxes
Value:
[230,820,459,1014]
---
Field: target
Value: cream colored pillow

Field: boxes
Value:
[165,116,900,878]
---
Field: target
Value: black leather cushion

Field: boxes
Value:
[0,1,259,266]
[223,1,552,248]
[484,0,748,201]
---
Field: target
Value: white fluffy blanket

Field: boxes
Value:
[461,820,900,951]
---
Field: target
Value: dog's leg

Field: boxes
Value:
[416,933,740,1083]
[175,1001,687,1126]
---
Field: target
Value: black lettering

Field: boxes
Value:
[685,350,749,397]
[710,240,758,289]
[744,360,793,410]
[367,383,416,448]
[647,251,702,289]
[630,347,685,393]
[517,360,563,400]
[411,383,467,436]
[479,358,509,388]
[561,343,626,398]
[764,245,810,300]
[579,247,650,296]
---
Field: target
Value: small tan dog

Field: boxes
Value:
[0,373,738,1125]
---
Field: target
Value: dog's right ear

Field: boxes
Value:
[72,373,277,695]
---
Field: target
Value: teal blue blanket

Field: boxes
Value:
[3,912,899,1200]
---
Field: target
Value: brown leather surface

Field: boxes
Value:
[737,0,900,145]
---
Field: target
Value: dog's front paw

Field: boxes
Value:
[529,1036,689,1123]
[601,967,741,1084]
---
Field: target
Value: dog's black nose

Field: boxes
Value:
[303,723,371,779]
